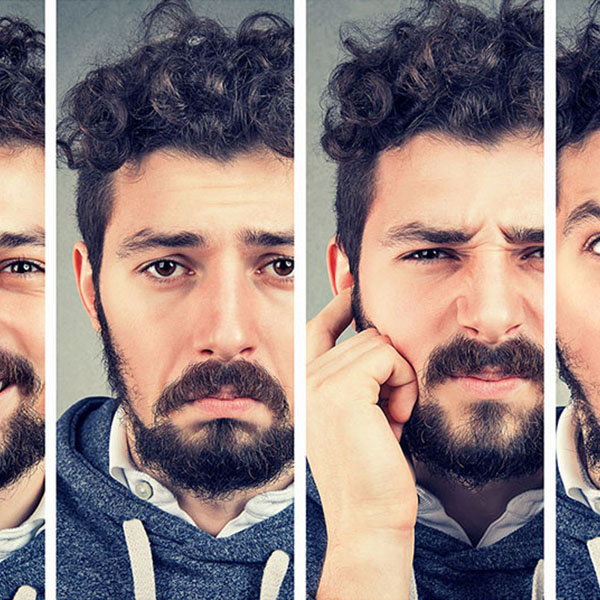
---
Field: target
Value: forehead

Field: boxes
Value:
[558,130,600,216]
[108,149,294,241]
[367,134,543,231]
[0,146,44,229]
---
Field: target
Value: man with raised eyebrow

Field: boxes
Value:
[556,7,600,597]
[306,1,544,599]
[56,2,295,599]
[0,15,45,600]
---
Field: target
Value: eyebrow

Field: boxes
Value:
[240,229,294,247]
[0,229,45,249]
[562,200,600,236]
[116,227,294,258]
[117,229,206,258]
[501,227,544,244]
[381,222,475,246]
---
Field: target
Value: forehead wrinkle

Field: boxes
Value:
[0,228,45,248]
[116,227,208,258]
[562,200,600,237]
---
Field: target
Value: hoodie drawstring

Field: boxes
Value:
[12,586,36,600]
[531,559,543,600]
[260,550,289,600]
[409,569,418,600]
[123,519,157,600]
[587,536,600,589]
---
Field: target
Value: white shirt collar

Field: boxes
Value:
[0,493,45,563]
[416,483,543,548]
[108,406,293,537]
[557,403,600,513]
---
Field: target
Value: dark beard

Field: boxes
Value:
[0,350,44,489]
[95,296,294,500]
[557,343,600,474]
[351,281,544,488]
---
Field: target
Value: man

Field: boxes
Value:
[307,1,544,599]
[0,16,45,600]
[57,2,294,599]
[556,6,600,598]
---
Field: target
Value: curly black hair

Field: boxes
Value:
[322,0,543,277]
[0,17,44,147]
[557,2,600,154]
[59,0,293,283]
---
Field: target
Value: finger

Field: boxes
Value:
[308,328,381,374]
[307,287,353,361]
[387,378,418,424]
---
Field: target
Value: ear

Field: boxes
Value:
[327,236,354,296]
[73,242,101,333]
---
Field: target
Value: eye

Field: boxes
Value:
[522,247,544,260]
[143,259,189,279]
[261,256,294,279]
[585,236,600,255]
[402,248,453,261]
[0,260,44,275]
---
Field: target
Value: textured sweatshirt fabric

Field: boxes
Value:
[556,403,600,599]
[0,532,44,600]
[57,397,294,600]
[557,469,600,599]
[307,470,543,600]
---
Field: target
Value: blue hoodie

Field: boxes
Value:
[57,397,293,600]
[0,533,44,600]
[307,470,543,599]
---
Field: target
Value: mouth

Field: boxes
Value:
[188,387,262,419]
[450,368,525,398]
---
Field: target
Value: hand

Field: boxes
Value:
[307,288,418,600]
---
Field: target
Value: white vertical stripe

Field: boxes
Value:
[544,0,557,598]
[293,0,307,599]
[44,0,57,599]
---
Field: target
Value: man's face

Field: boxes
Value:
[0,146,45,488]
[557,130,600,466]
[85,149,294,498]
[354,133,544,486]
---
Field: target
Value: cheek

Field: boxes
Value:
[358,260,449,372]
[6,296,45,380]
[557,255,600,378]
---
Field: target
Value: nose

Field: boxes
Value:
[456,255,525,344]
[194,262,258,361]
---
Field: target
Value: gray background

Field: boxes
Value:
[0,1,43,28]
[57,0,293,415]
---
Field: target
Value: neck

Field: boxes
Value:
[174,469,294,536]
[577,419,600,490]
[414,461,543,546]
[0,461,44,530]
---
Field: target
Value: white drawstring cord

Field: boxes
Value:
[12,585,36,600]
[260,550,290,600]
[123,519,157,600]
[531,559,543,600]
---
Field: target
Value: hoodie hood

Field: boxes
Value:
[57,397,293,600]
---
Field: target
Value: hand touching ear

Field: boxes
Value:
[307,288,419,600]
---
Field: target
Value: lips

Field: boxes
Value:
[454,368,511,382]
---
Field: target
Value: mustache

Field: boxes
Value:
[0,349,41,398]
[424,335,544,387]
[154,360,289,420]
